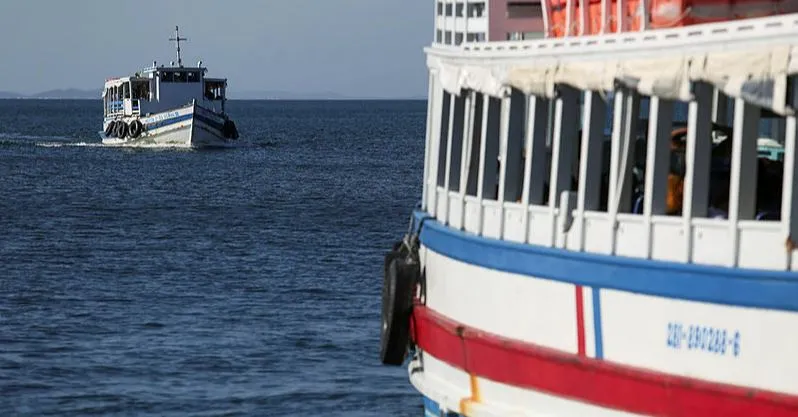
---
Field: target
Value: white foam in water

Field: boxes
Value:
[35,142,104,148]
[1,131,250,150]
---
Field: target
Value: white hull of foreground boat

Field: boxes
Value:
[100,103,235,148]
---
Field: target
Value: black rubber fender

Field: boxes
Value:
[115,121,128,138]
[380,251,419,366]
[105,121,116,137]
[128,120,143,138]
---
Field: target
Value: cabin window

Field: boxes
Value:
[187,71,201,83]
[503,89,527,202]
[173,72,186,83]
[481,97,502,200]
[445,3,453,16]
[447,95,467,192]
[132,81,150,100]
[437,2,443,15]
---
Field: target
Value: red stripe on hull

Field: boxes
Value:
[575,285,586,357]
[410,304,798,417]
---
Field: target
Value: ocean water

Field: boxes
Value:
[0,99,426,416]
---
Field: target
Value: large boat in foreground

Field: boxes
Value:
[381,1,798,416]
[100,26,238,148]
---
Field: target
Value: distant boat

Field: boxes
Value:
[99,26,239,148]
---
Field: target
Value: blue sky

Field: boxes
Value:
[0,1,432,98]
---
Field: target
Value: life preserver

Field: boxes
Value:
[105,121,116,137]
[115,121,128,139]
[380,241,419,366]
[128,120,143,138]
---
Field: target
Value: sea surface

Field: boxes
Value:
[0,99,426,416]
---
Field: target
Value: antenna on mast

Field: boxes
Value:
[169,25,188,67]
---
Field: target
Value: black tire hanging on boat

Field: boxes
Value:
[116,121,128,139]
[380,250,419,366]
[105,121,116,137]
[128,120,143,138]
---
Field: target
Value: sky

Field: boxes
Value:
[0,0,432,98]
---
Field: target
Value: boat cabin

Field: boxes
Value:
[103,62,228,119]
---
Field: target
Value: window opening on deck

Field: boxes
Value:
[504,89,529,203]
[607,85,785,223]
[481,96,503,200]
[132,81,150,100]
[437,91,452,188]
[465,92,484,196]
[204,80,225,100]
[447,94,467,192]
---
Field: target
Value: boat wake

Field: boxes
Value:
[0,132,275,150]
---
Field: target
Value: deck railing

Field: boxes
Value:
[421,14,798,272]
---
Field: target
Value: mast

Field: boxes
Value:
[169,25,187,67]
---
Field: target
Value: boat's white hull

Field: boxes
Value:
[401,210,798,417]
[100,103,236,148]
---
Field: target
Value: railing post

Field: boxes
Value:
[550,85,579,248]
[497,95,511,239]
[579,0,589,36]
[422,71,436,212]
[643,97,674,259]
[458,91,476,229]
[476,94,491,236]
[442,93,456,223]
[727,98,760,267]
[782,113,798,270]
[682,82,714,262]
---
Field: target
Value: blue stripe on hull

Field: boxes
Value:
[144,113,193,131]
[413,210,798,312]
[423,397,461,417]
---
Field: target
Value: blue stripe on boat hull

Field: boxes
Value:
[423,396,461,417]
[413,210,798,312]
[144,114,193,131]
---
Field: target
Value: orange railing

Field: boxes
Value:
[544,0,798,37]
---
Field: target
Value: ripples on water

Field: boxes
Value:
[0,99,425,416]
